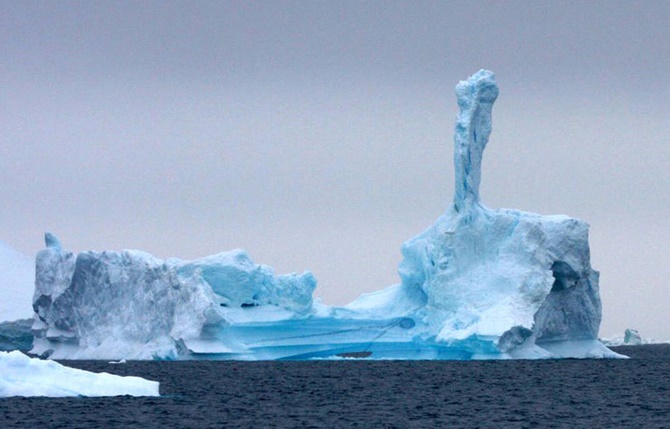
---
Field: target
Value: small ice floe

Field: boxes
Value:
[0,351,158,397]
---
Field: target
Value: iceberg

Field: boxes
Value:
[30,70,619,360]
[32,235,316,359]
[0,351,158,397]
[601,329,656,346]
[0,241,35,321]
[624,328,644,345]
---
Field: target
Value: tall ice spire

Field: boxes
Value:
[453,70,499,212]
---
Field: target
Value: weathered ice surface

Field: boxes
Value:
[30,70,619,360]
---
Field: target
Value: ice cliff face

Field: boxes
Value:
[30,70,618,360]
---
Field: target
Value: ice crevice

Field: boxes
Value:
[29,70,622,360]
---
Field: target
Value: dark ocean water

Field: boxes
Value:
[2,345,670,429]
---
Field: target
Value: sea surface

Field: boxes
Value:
[2,345,669,428]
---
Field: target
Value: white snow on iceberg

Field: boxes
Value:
[30,70,621,360]
[0,351,158,397]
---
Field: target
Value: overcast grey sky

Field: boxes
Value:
[2,1,669,338]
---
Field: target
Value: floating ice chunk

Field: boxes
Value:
[0,351,158,397]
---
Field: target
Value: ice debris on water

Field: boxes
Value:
[29,70,621,360]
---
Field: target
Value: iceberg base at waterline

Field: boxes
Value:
[0,351,159,397]
[29,70,621,361]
